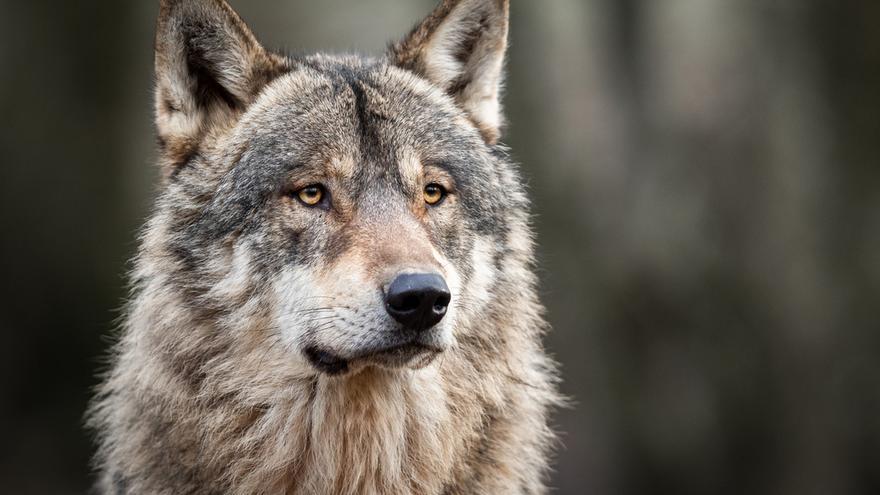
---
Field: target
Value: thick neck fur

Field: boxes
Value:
[99,288,461,494]
[206,363,459,494]
[303,369,454,494]
[91,211,557,494]
[93,274,521,493]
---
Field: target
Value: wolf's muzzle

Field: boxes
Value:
[384,273,451,331]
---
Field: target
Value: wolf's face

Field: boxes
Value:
[233,61,506,374]
[151,0,518,376]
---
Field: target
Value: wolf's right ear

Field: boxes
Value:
[390,0,510,145]
[154,0,288,177]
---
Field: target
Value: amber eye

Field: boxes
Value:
[296,185,325,206]
[424,183,446,205]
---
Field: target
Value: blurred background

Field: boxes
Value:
[1,0,878,493]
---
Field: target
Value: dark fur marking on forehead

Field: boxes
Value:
[325,63,390,161]
[350,78,381,150]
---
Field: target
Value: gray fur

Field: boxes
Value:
[89,1,560,493]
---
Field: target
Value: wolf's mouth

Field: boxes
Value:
[304,347,350,375]
[304,342,442,375]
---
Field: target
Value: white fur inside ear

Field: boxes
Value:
[460,54,505,135]
[422,5,474,86]
[153,2,283,152]
[415,0,508,141]
[155,92,201,142]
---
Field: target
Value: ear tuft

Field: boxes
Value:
[390,0,509,144]
[154,0,288,178]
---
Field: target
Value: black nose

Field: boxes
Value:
[384,273,451,331]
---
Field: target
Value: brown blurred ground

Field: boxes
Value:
[1,1,878,494]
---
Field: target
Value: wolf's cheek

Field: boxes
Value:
[270,266,324,350]
[268,262,384,356]
[460,236,499,317]
[430,247,461,344]
[435,236,497,339]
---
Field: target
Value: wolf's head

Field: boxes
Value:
[146,0,529,377]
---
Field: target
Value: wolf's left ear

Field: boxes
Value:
[390,0,509,144]
[154,0,288,177]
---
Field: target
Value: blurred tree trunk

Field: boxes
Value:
[509,1,880,494]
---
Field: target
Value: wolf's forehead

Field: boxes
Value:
[250,59,463,138]
[234,58,478,180]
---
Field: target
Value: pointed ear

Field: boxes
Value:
[154,0,288,176]
[390,0,509,144]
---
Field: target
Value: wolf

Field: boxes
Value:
[88,0,560,493]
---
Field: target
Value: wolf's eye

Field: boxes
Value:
[424,183,447,206]
[296,185,325,207]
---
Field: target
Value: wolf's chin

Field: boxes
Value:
[303,346,351,375]
[366,343,443,371]
[304,343,443,376]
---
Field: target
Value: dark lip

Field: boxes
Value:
[304,346,349,375]
[304,342,443,375]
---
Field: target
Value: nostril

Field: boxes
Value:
[433,293,451,312]
[391,294,422,313]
